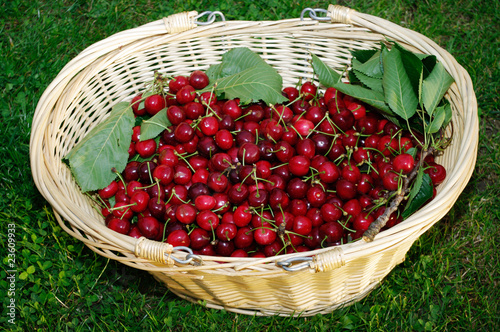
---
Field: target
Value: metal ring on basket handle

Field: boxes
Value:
[277,246,345,272]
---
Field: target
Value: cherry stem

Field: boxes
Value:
[238,167,255,189]
[270,163,288,170]
[174,151,196,173]
[156,182,162,204]
[108,202,137,211]
[90,193,108,209]
[112,167,127,195]
[306,114,328,139]
[119,208,131,220]
[211,202,229,213]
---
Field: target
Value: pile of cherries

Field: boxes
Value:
[99,69,447,258]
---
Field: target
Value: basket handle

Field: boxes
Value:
[134,237,202,266]
[326,4,355,24]
[277,246,345,272]
[162,11,198,33]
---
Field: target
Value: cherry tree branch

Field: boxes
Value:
[363,146,436,242]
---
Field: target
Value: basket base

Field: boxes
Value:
[152,272,382,317]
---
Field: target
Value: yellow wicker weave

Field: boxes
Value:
[30,5,478,316]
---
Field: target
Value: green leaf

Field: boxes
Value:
[353,69,384,93]
[352,51,383,79]
[207,47,269,82]
[382,47,419,120]
[421,54,437,79]
[403,172,433,219]
[310,53,342,87]
[204,47,288,105]
[407,168,424,209]
[348,70,361,85]
[332,82,394,116]
[139,108,171,141]
[426,105,446,133]
[212,64,288,105]
[350,48,379,64]
[442,102,453,128]
[392,42,424,97]
[406,147,418,159]
[422,62,455,116]
[65,101,134,192]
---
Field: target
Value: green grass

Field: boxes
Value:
[1,0,499,330]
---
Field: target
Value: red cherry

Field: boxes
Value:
[352,212,375,232]
[319,222,344,245]
[377,135,398,157]
[169,76,189,93]
[194,195,216,211]
[196,210,220,231]
[292,118,314,136]
[131,125,141,143]
[98,180,119,199]
[382,172,401,191]
[176,203,197,224]
[274,141,295,163]
[135,139,157,159]
[152,164,174,185]
[167,229,190,247]
[234,227,254,249]
[293,215,313,236]
[176,85,196,104]
[184,101,204,120]
[112,202,134,220]
[189,70,210,89]
[222,99,242,119]
[144,94,166,115]
[131,94,146,116]
[288,155,311,177]
[137,216,161,239]
[283,86,299,101]
[215,223,238,241]
[295,138,316,159]
[336,179,357,201]
[238,142,261,164]
[306,185,326,208]
[233,205,252,227]
[199,116,219,136]
[174,122,195,143]
[425,162,447,185]
[323,87,342,103]
[346,102,366,120]
[320,203,342,223]
[343,199,362,219]
[107,218,131,235]
[167,105,186,125]
[189,228,210,250]
[130,190,149,213]
[393,153,415,174]
[300,81,317,101]
[254,224,277,246]
[128,225,144,239]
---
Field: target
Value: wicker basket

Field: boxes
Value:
[30,5,478,316]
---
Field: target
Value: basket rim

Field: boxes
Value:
[29,4,479,275]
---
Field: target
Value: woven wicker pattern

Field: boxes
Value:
[30,4,478,316]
